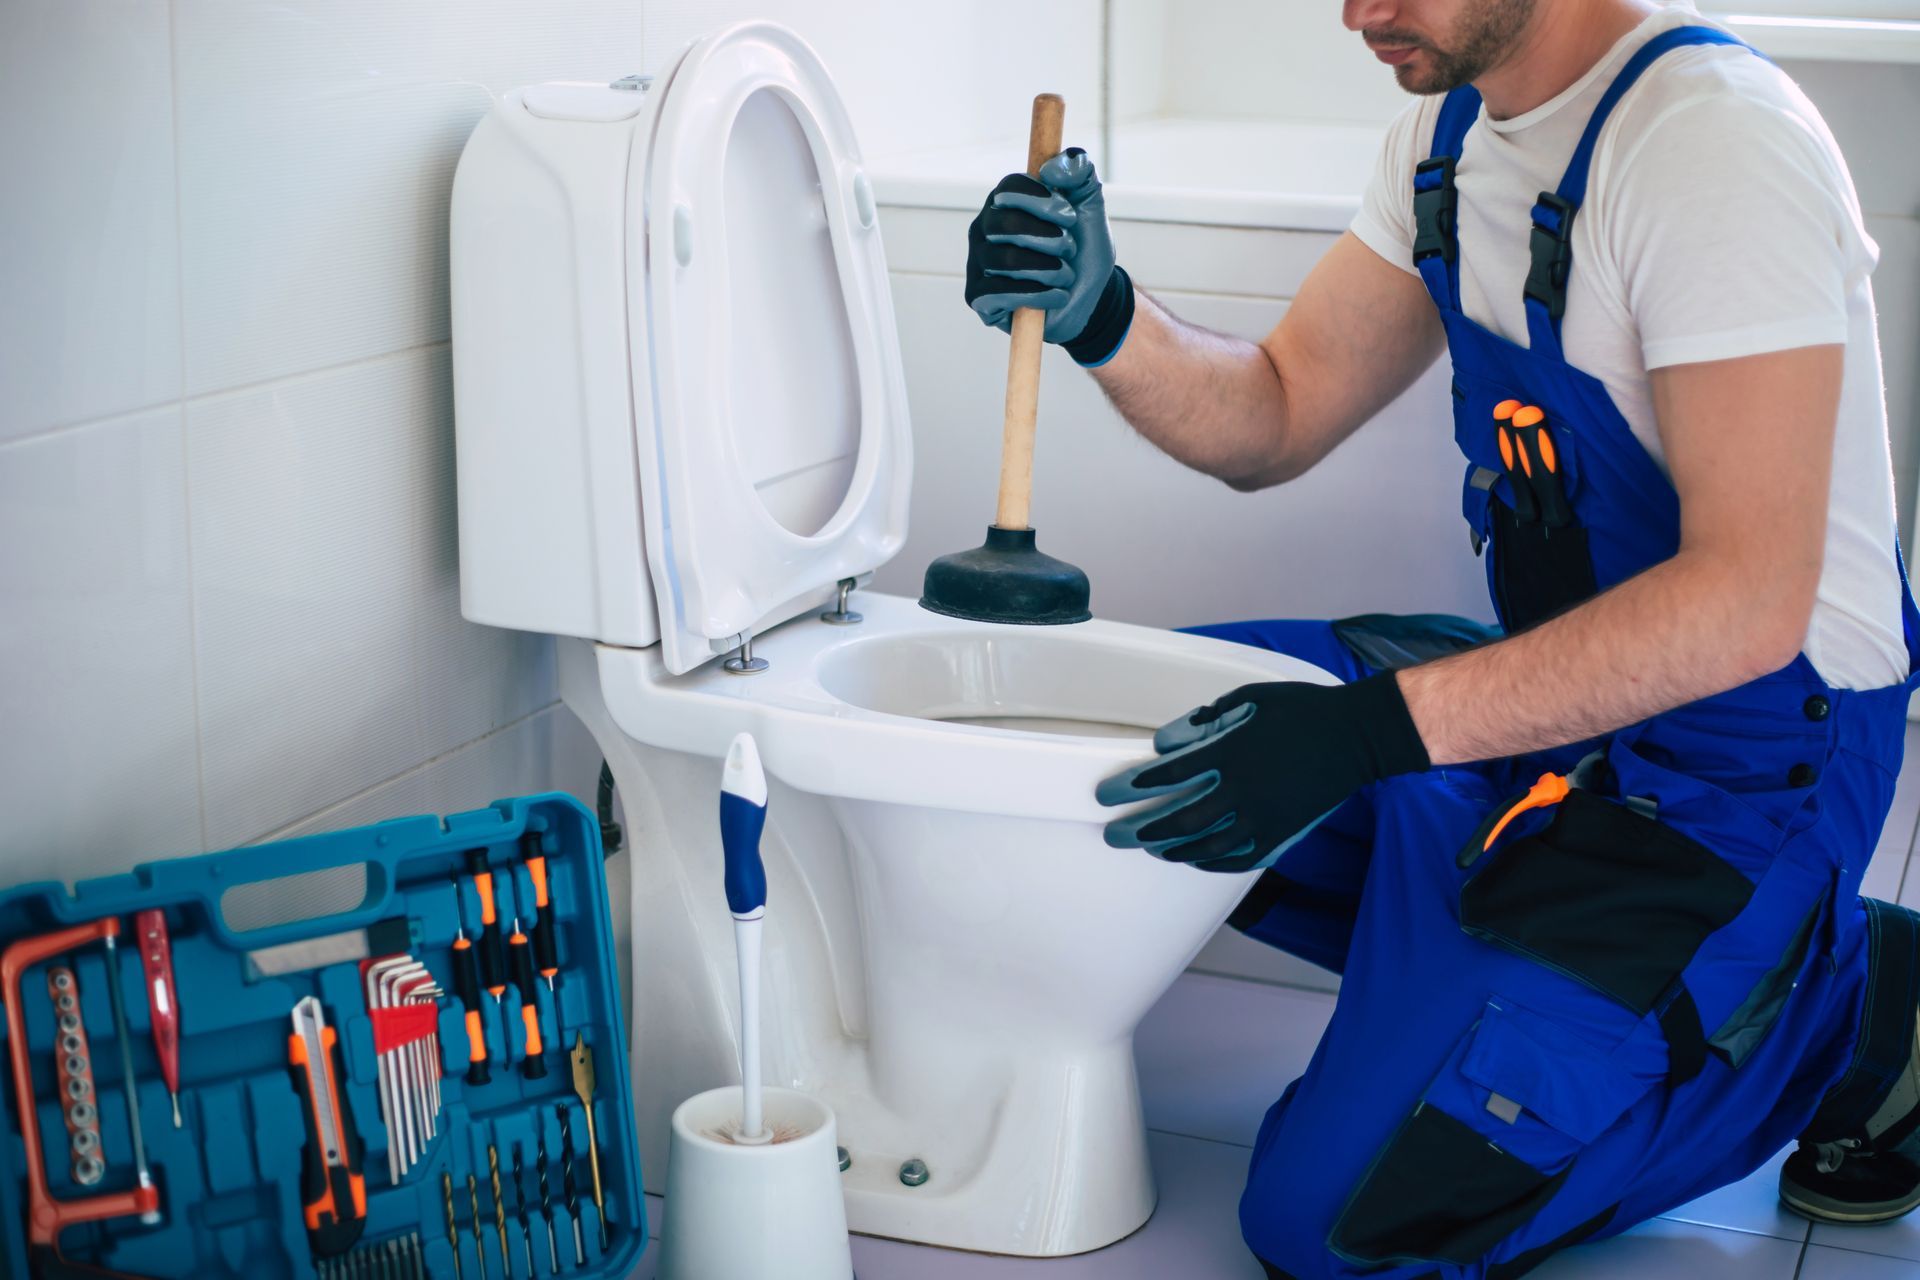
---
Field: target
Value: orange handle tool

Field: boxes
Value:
[509,919,548,1080]
[1510,404,1574,529]
[521,832,560,996]
[289,997,366,1257]
[3,917,163,1258]
[450,923,492,1086]
[466,848,508,1000]
[1492,400,1540,524]
[1458,772,1572,868]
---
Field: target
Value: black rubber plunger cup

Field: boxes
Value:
[919,92,1092,627]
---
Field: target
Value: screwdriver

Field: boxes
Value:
[1510,404,1573,529]
[508,917,547,1079]
[450,913,492,1086]
[134,908,184,1128]
[521,831,562,1007]
[465,848,508,1001]
[1493,399,1541,523]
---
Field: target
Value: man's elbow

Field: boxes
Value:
[1736,582,1818,680]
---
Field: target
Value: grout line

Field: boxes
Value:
[165,0,210,851]
[181,340,452,409]
[1184,965,1340,999]
[0,343,454,456]
[247,700,563,845]
[0,397,192,454]
[1144,1124,1254,1152]
[1793,1232,1810,1278]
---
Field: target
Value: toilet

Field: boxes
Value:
[449,21,1334,1257]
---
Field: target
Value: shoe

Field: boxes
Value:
[1781,1139,1920,1224]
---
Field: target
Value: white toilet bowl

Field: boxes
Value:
[559,595,1332,1255]
[449,20,1334,1257]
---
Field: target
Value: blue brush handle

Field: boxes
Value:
[719,734,768,918]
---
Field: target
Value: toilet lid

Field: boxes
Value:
[628,22,912,676]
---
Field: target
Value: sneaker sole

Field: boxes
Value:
[1780,1182,1920,1225]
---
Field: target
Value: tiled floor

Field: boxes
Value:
[628,724,1920,1278]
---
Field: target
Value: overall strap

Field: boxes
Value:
[1413,85,1483,313]
[1524,26,1754,357]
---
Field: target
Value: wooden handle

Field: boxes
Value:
[995,93,1064,532]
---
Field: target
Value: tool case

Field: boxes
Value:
[0,793,645,1280]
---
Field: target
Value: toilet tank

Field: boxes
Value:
[450,81,662,647]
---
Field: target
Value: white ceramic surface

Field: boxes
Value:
[658,1086,852,1280]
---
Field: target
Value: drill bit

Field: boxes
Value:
[443,1173,463,1280]
[537,1129,559,1274]
[468,1173,490,1280]
[490,1144,511,1277]
[513,1145,537,1280]
[558,1103,585,1266]
[570,1034,611,1250]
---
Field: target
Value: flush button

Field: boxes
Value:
[1788,763,1817,787]
[852,170,877,229]
[1803,695,1830,721]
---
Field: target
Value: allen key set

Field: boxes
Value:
[0,797,642,1278]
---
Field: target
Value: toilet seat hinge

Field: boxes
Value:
[722,631,769,675]
[820,577,863,627]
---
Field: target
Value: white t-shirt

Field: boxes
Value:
[1349,4,1907,691]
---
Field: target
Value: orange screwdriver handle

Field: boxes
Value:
[522,832,560,987]
[3,918,162,1250]
[466,848,508,999]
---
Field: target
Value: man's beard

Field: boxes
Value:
[1368,0,1537,94]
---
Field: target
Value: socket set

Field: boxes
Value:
[0,795,645,1279]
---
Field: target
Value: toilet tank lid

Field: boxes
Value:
[627,22,911,676]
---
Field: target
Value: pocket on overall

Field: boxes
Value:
[1458,789,1755,1015]
[1330,998,1651,1268]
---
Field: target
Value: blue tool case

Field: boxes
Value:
[0,793,645,1280]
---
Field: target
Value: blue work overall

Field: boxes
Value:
[1199,28,1920,1279]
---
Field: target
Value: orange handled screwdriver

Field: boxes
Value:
[290,996,366,1257]
[134,909,183,1129]
[520,832,560,999]
[1493,399,1540,523]
[1510,404,1574,529]
[451,916,492,1086]
[465,848,508,1000]
[508,917,547,1079]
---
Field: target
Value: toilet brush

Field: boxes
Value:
[719,732,771,1144]
[658,730,855,1278]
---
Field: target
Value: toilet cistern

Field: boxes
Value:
[918,93,1092,628]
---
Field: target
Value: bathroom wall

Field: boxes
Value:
[0,1,1110,890]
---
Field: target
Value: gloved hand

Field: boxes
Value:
[1096,673,1430,873]
[964,148,1136,366]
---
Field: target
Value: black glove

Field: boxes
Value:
[964,149,1134,366]
[1096,674,1430,873]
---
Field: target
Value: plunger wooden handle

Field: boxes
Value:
[995,93,1064,532]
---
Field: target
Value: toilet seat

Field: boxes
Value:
[627,22,912,676]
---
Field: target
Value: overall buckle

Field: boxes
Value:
[1412,156,1459,264]
[1525,193,1578,321]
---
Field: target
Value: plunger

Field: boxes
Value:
[919,92,1092,626]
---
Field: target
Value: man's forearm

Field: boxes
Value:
[1397,550,1813,766]
[1089,289,1303,487]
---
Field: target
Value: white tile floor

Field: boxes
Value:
[629,725,1920,1278]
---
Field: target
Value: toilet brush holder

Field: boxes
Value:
[658,1086,854,1280]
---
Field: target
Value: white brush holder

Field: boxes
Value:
[657,1086,854,1280]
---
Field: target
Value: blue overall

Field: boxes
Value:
[1201,29,1920,1279]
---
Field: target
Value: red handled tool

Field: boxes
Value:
[290,996,366,1257]
[133,910,182,1129]
[4,918,163,1278]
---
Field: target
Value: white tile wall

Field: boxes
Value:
[2,3,647,881]
[0,409,203,884]
[0,1,181,442]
